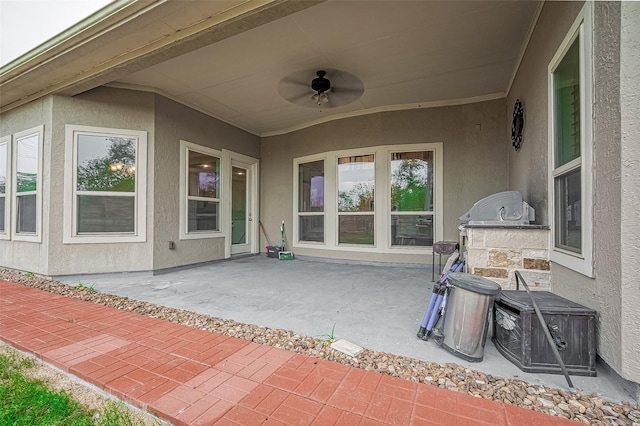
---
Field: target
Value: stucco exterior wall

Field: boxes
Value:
[620,1,640,387]
[46,88,156,275]
[0,96,53,274]
[261,99,508,263]
[508,1,638,385]
[507,1,584,225]
[1,87,261,275]
[591,0,623,378]
[551,2,624,375]
[152,94,261,270]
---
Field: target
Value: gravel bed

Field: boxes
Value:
[2,269,639,425]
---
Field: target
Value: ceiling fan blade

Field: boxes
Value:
[279,75,309,87]
[325,92,363,107]
[287,92,311,104]
[328,69,364,91]
[278,69,314,104]
[278,68,364,109]
[331,86,364,95]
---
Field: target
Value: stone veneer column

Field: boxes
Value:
[463,226,550,289]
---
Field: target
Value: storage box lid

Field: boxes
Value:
[499,290,595,314]
[449,272,502,296]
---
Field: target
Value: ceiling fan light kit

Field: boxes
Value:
[278,68,364,109]
[311,92,329,106]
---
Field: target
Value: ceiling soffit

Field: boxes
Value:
[1,0,542,137]
[0,0,325,113]
[113,0,541,136]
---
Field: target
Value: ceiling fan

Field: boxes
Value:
[278,69,364,109]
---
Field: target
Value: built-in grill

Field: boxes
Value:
[459,191,535,226]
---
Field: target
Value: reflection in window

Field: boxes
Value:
[390,151,434,247]
[77,195,135,233]
[17,135,38,193]
[77,135,136,192]
[75,134,138,234]
[188,200,219,232]
[17,194,36,233]
[338,155,374,245]
[0,143,7,194]
[552,36,583,254]
[187,150,220,232]
[298,160,324,242]
[338,155,374,212]
[339,215,374,245]
[232,167,247,244]
[554,38,580,169]
[555,168,581,252]
[15,134,39,234]
[0,142,6,233]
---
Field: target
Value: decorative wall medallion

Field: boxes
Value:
[511,99,524,151]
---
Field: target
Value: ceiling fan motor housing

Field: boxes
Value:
[312,70,331,93]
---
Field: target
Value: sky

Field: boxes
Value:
[0,0,113,67]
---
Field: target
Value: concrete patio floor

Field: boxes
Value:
[57,255,633,404]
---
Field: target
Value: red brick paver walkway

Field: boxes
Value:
[0,280,575,425]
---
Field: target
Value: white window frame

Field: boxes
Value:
[12,126,43,243]
[337,150,376,247]
[388,147,440,250]
[0,135,11,240]
[294,156,326,245]
[548,3,593,277]
[179,140,223,240]
[64,125,147,244]
[293,142,443,254]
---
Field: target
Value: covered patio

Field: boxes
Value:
[2,0,639,403]
[57,255,631,404]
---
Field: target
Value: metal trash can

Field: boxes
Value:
[442,272,501,362]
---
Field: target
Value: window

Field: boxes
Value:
[338,154,375,245]
[293,143,443,253]
[179,141,222,239]
[390,151,434,247]
[298,160,324,242]
[13,126,43,241]
[64,125,147,243]
[553,38,581,253]
[548,3,593,276]
[0,136,9,239]
[187,150,220,232]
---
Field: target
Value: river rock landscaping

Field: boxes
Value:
[1,269,638,426]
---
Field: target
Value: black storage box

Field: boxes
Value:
[493,290,597,377]
[266,246,283,258]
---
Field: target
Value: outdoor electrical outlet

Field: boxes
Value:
[169,241,175,250]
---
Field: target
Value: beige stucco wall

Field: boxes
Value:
[552,1,628,381]
[507,1,584,224]
[46,87,156,275]
[260,99,509,263]
[152,94,261,270]
[0,96,53,274]
[589,0,623,377]
[508,1,640,385]
[620,1,640,386]
[1,87,262,275]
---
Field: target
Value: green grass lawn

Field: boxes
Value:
[0,350,154,426]
[339,234,375,245]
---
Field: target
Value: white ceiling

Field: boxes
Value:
[0,1,540,137]
[114,1,540,136]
